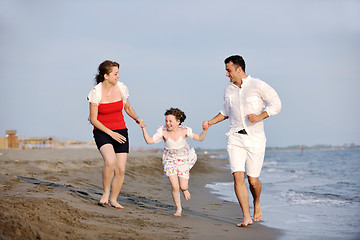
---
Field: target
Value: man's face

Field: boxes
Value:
[225,62,241,83]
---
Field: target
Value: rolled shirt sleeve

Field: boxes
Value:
[261,82,281,117]
[220,91,230,117]
[220,106,228,117]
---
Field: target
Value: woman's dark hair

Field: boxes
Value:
[95,60,120,84]
[224,55,246,72]
[165,107,186,124]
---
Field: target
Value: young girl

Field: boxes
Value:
[140,108,208,217]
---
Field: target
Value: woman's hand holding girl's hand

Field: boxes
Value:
[136,118,146,127]
[110,131,126,143]
[138,119,146,128]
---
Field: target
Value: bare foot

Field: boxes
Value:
[99,195,109,205]
[253,203,262,222]
[182,190,191,200]
[109,201,124,209]
[173,211,182,217]
[97,201,108,207]
[236,219,253,227]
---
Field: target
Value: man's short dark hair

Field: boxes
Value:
[224,55,246,72]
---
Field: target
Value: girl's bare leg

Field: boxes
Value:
[179,177,191,200]
[169,175,182,216]
[109,153,127,209]
[99,144,116,204]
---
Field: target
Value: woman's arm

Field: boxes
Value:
[89,103,126,143]
[123,99,144,126]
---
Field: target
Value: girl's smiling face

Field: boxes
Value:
[165,114,180,131]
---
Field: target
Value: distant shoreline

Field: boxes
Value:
[194,144,360,153]
[265,144,360,152]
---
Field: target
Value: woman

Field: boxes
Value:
[88,60,144,209]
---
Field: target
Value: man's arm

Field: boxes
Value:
[248,82,281,123]
[247,111,269,123]
[202,113,228,129]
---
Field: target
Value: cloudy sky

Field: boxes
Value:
[1,0,359,149]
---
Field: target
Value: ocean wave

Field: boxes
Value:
[277,189,358,206]
[263,160,279,166]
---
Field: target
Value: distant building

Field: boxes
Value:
[0,130,19,149]
[0,130,96,149]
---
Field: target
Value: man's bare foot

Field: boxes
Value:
[173,211,182,217]
[253,203,262,222]
[182,190,191,200]
[109,201,124,209]
[236,219,253,227]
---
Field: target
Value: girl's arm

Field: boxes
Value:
[141,127,155,144]
[190,129,208,142]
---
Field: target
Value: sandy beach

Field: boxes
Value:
[0,148,282,240]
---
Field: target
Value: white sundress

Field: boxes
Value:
[152,126,197,179]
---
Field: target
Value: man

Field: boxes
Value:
[203,55,281,227]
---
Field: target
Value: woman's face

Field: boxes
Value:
[105,67,119,84]
[165,114,180,131]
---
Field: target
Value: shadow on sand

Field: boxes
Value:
[18,176,237,225]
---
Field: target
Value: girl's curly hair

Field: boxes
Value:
[164,107,186,124]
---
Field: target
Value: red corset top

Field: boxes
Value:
[96,100,126,130]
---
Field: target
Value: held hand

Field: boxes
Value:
[202,121,210,130]
[139,120,147,128]
[247,114,261,123]
[109,131,126,144]
[136,118,146,128]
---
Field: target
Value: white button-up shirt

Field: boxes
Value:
[220,75,281,147]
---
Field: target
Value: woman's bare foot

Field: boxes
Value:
[253,203,262,222]
[174,211,182,217]
[182,190,191,200]
[99,194,109,205]
[109,201,124,209]
[236,218,253,227]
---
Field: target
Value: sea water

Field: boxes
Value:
[205,149,360,240]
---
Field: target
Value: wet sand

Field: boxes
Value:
[0,149,282,240]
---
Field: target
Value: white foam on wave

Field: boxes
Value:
[264,168,284,173]
[277,190,351,206]
[263,160,279,166]
[205,182,236,202]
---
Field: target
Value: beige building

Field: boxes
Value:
[0,130,96,149]
[0,130,19,149]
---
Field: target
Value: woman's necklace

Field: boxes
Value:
[106,85,115,99]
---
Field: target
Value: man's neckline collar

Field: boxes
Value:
[231,75,251,88]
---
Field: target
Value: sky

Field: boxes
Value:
[0,0,359,149]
